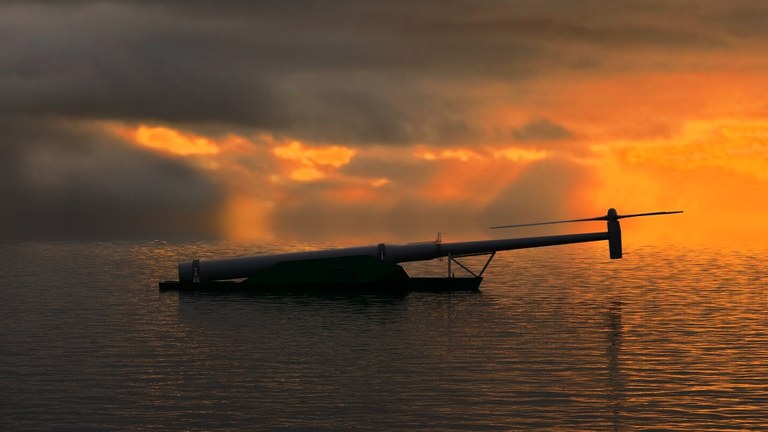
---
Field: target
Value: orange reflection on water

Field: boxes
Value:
[610,247,768,426]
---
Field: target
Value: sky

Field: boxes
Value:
[2,0,767,247]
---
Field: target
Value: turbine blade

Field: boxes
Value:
[617,210,684,219]
[490,216,605,230]
[490,209,683,230]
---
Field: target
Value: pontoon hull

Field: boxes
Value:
[158,277,482,294]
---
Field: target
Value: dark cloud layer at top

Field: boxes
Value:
[3,0,762,145]
[509,119,574,142]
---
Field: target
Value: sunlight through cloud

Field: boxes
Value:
[493,147,549,162]
[129,125,221,156]
[273,141,357,182]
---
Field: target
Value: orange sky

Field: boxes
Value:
[3,1,768,246]
[114,66,768,247]
[109,52,768,247]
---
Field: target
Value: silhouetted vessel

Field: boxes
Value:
[159,208,682,294]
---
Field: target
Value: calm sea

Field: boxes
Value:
[1,241,766,431]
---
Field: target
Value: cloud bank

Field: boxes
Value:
[2,0,768,243]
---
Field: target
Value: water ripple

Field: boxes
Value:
[0,242,766,430]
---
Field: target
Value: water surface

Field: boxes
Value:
[1,241,766,430]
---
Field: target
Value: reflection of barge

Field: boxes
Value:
[159,209,682,294]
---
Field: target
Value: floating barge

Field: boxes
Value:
[159,256,482,294]
[159,209,682,294]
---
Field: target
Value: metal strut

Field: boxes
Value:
[446,251,496,278]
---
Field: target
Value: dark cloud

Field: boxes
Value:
[714,3,768,37]
[508,118,574,142]
[1,1,765,240]
[343,155,437,187]
[0,119,224,240]
[4,0,751,146]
